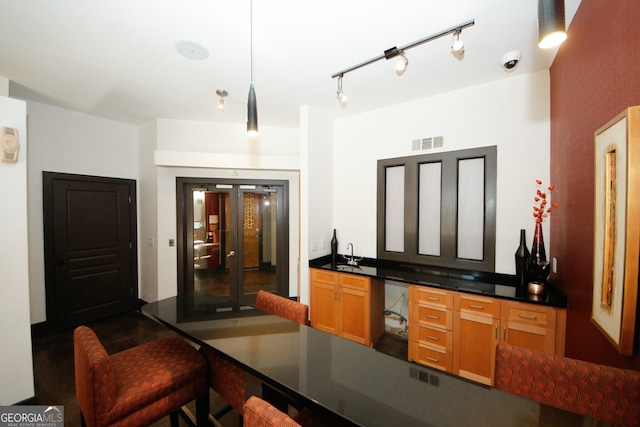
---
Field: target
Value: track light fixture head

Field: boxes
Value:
[216,89,228,111]
[395,52,409,76]
[336,75,348,104]
[451,30,465,60]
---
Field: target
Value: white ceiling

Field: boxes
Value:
[0,0,580,129]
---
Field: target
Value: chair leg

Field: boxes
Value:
[170,411,179,427]
[196,390,210,427]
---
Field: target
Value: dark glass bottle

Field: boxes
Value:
[515,229,530,289]
[331,229,338,267]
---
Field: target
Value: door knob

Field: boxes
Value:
[226,250,236,258]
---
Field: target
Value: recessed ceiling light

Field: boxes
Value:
[175,41,209,60]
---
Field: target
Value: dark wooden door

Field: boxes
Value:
[44,172,137,330]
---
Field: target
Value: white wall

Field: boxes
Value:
[0,77,8,96]
[329,71,551,275]
[138,121,159,303]
[300,105,334,305]
[0,96,34,404]
[25,101,139,323]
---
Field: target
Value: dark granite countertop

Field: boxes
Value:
[309,255,567,309]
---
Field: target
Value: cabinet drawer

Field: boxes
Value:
[339,273,370,292]
[411,342,452,372]
[411,286,453,309]
[311,269,338,285]
[415,305,452,329]
[456,294,500,318]
[503,304,549,328]
[415,324,453,352]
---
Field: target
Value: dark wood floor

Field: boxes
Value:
[31,311,241,427]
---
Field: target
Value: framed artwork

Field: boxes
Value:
[592,106,640,355]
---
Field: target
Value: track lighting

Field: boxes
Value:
[216,89,227,111]
[451,31,464,60]
[336,75,348,104]
[538,0,567,49]
[331,20,474,104]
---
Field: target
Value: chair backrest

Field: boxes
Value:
[243,396,301,427]
[73,326,116,427]
[255,290,308,325]
[494,343,640,426]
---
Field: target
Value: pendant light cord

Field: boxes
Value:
[250,0,254,84]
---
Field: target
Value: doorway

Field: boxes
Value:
[177,178,289,309]
[43,172,138,331]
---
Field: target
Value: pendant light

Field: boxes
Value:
[537,0,567,49]
[246,0,258,136]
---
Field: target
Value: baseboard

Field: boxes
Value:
[13,395,38,405]
[31,320,54,339]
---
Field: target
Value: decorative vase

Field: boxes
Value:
[528,222,550,292]
[330,229,338,267]
[515,229,530,290]
[530,221,547,267]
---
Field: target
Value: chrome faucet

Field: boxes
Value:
[343,242,363,266]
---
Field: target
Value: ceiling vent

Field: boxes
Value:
[412,136,444,151]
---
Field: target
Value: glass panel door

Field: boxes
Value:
[192,186,233,305]
[184,181,287,309]
[237,185,280,306]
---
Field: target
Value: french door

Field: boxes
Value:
[177,178,289,309]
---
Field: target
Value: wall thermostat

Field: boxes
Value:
[1,127,20,163]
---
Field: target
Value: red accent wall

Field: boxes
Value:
[550,0,640,369]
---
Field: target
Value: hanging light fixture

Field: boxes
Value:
[216,89,227,111]
[537,0,567,49]
[246,0,258,136]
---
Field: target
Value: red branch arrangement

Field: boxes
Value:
[533,179,559,223]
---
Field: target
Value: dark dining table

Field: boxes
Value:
[142,291,587,427]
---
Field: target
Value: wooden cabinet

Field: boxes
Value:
[408,284,567,386]
[408,285,454,372]
[310,268,384,347]
[500,300,566,355]
[452,294,566,385]
[453,294,501,385]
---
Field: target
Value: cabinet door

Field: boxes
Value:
[340,286,369,345]
[310,269,340,336]
[500,301,557,354]
[453,303,500,386]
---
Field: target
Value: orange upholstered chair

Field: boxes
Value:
[243,396,301,427]
[255,290,309,325]
[494,342,640,427]
[74,325,209,427]
[199,292,308,419]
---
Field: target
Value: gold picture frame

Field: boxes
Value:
[592,106,640,355]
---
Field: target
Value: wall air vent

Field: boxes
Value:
[411,136,443,151]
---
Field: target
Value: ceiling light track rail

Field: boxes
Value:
[331,19,475,79]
